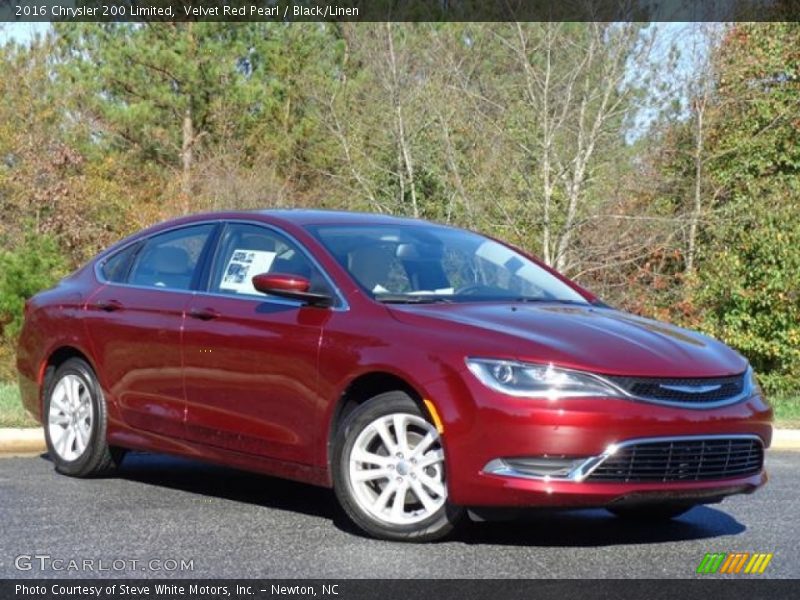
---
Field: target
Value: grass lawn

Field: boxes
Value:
[0,380,798,429]
[771,395,800,428]
[0,382,38,427]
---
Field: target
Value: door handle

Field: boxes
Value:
[95,299,123,312]
[188,307,220,321]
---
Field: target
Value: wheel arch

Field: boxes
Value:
[40,345,98,416]
[326,371,431,472]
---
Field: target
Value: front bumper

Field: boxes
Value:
[424,373,773,508]
[464,472,766,510]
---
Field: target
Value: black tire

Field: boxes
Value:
[43,358,124,477]
[332,391,463,542]
[608,503,695,521]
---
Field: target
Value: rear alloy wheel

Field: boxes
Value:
[608,503,695,521]
[49,373,94,462]
[333,391,462,541]
[44,358,124,477]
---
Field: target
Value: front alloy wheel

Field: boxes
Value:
[349,413,446,525]
[333,391,462,541]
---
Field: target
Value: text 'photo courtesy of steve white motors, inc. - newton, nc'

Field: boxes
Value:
[14,583,339,598]
[22,2,359,19]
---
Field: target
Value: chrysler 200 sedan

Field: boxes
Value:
[17,210,772,541]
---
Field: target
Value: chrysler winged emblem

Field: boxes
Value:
[659,383,722,394]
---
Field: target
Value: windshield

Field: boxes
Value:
[308,224,589,304]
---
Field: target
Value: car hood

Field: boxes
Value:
[387,303,747,378]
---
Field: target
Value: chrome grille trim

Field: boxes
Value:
[482,434,765,484]
[606,371,751,408]
[586,436,764,483]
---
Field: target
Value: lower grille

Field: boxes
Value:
[587,437,764,483]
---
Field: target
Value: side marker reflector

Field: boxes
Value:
[423,399,444,434]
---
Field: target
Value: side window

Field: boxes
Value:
[127,224,214,290]
[210,223,331,299]
[101,243,140,283]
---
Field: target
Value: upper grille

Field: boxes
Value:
[587,437,764,483]
[607,373,747,406]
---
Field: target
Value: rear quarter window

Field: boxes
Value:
[100,243,139,283]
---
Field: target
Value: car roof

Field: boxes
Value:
[157,209,435,231]
[97,209,453,261]
[255,209,431,228]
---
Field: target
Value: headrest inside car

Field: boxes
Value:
[151,246,190,274]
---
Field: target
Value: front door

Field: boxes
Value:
[181,222,335,463]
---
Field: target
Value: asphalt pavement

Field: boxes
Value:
[0,451,798,579]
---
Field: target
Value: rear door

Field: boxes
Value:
[85,223,217,438]
[181,222,336,463]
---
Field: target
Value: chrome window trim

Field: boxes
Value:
[93,218,349,312]
[482,433,765,484]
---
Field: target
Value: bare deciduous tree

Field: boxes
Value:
[442,22,657,277]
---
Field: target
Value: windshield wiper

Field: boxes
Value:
[513,297,589,305]
[375,295,453,304]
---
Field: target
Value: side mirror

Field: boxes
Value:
[251,273,333,308]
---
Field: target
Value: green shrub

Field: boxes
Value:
[694,205,800,397]
[0,232,68,342]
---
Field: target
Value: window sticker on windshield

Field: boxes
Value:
[220,249,277,295]
[408,288,455,296]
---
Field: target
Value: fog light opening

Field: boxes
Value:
[484,455,591,480]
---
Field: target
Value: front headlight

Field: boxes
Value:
[465,358,625,400]
[746,365,761,397]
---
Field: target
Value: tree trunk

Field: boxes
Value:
[686,104,704,277]
[180,105,193,215]
[386,22,419,218]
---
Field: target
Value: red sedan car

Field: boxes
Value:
[17,210,772,541]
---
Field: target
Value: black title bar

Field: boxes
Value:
[2,0,800,22]
[3,579,800,600]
